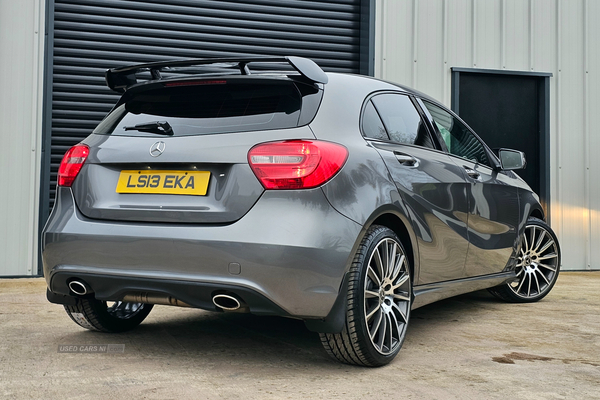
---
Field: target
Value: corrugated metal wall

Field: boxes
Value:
[0,0,45,276]
[374,0,599,270]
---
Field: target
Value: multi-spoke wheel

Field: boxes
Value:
[489,217,561,303]
[364,237,411,355]
[320,225,412,367]
[64,298,153,332]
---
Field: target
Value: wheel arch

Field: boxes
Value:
[519,189,546,225]
[370,212,417,282]
[304,204,419,334]
[529,207,544,221]
[519,189,547,235]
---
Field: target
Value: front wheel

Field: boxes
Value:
[489,217,561,303]
[320,225,412,367]
[64,298,153,333]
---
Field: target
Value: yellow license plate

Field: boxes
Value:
[116,170,210,195]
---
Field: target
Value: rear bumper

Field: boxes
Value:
[42,187,361,319]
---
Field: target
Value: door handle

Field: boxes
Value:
[394,152,419,166]
[464,167,481,180]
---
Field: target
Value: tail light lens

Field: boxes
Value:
[58,144,89,187]
[248,140,348,189]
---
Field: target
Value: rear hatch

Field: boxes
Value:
[72,76,323,224]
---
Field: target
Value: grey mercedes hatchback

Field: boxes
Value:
[42,56,561,367]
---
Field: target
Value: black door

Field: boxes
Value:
[451,70,551,218]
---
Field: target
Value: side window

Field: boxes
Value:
[422,101,491,166]
[371,94,435,149]
[361,100,389,140]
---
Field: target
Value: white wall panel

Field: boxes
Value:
[504,0,531,71]
[586,0,599,270]
[557,0,587,270]
[444,0,473,104]
[375,0,600,270]
[375,0,415,86]
[0,0,45,275]
[415,0,444,99]
[474,0,502,69]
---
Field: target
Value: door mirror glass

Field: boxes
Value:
[499,149,526,170]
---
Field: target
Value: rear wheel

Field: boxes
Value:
[489,217,561,303]
[64,298,153,333]
[320,225,412,367]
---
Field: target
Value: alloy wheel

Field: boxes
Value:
[106,301,145,319]
[509,224,559,298]
[364,238,411,355]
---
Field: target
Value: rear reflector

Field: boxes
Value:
[58,144,89,187]
[248,140,348,189]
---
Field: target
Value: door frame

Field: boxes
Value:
[450,67,552,225]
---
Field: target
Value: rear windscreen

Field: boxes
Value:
[94,80,319,136]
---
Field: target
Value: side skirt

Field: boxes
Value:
[412,272,516,310]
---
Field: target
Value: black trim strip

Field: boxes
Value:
[412,272,516,309]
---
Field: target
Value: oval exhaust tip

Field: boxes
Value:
[212,294,241,311]
[68,280,88,296]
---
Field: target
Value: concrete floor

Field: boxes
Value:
[0,272,598,400]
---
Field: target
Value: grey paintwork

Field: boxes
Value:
[372,142,472,285]
[42,69,546,327]
[44,186,361,318]
[76,127,316,223]
[458,159,521,277]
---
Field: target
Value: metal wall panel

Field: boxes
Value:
[556,0,587,270]
[474,0,501,69]
[415,0,444,96]
[374,0,414,89]
[589,0,600,272]
[504,0,530,71]
[0,0,45,276]
[375,0,600,270]
[43,0,365,214]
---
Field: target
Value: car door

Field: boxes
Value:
[420,100,521,277]
[362,93,470,284]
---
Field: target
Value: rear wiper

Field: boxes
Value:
[123,121,174,136]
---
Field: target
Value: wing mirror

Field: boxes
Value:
[498,148,526,170]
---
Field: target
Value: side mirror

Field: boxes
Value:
[498,148,526,170]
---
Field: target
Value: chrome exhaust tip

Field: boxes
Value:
[212,294,243,311]
[68,280,90,296]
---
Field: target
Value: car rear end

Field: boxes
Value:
[42,69,361,321]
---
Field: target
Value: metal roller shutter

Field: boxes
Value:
[42,0,370,214]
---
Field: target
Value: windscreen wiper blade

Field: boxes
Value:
[123,121,174,136]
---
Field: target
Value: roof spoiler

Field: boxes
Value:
[105,56,328,93]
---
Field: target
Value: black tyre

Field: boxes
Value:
[64,298,153,333]
[320,225,412,367]
[489,217,561,303]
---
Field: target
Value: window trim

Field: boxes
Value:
[418,97,501,170]
[359,91,442,152]
[360,98,390,141]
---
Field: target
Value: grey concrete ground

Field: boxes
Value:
[0,272,598,400]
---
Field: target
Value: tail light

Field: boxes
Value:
[248,140,348,189]
[58,144,89,187]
